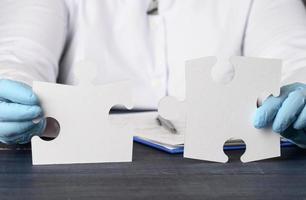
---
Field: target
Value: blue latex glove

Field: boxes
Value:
[254,83,306,148]
[0,79,46,144]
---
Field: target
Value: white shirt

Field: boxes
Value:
[0,0,306,108]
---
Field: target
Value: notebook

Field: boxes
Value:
[110,111,294,154]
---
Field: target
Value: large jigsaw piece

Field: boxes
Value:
[31,61,133,165]
[159,56,281,163]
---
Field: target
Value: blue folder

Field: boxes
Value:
[133,136,295,154]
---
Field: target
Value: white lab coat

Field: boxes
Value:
[0,0,306,108]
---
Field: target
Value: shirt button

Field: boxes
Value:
[151,78,162,88]
[149,16,162,28]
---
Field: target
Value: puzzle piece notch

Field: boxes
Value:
[32,61,134,165]
[159,56,281,163]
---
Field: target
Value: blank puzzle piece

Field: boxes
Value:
[31,61,133,165]
[159,56,281,163]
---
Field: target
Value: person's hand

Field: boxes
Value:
[253,83,306,148]
[0,79,46,144]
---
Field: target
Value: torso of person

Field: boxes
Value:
[59,0,253,108]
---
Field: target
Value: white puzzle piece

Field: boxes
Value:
[159,56,281,163]
[31,61,134,165]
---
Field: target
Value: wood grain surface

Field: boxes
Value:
[0,143,305,200]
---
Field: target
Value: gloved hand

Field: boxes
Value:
[0,79,46,144]
[254,82,306,148]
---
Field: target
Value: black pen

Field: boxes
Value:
[156,115,178,134]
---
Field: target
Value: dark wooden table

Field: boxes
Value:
[0,143,306,200]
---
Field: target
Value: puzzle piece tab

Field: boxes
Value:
[159,56,281,163]
[31,61,134,165]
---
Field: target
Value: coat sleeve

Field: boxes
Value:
[243,0,306,85]
[0,0,68,85]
